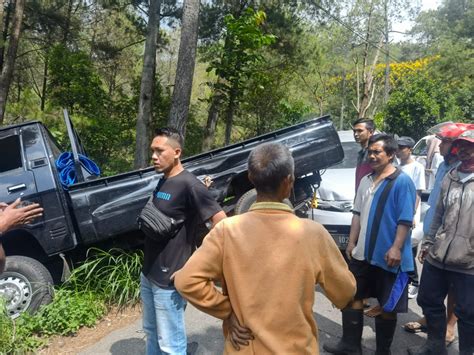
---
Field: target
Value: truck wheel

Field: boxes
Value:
[234,189,293,215]
[0,256,53,318]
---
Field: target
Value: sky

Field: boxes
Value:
[391,0,440,41]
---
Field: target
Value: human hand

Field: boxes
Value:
[0,199,43,232]
[418,246,430,264]
[226,311,253,350]
[384,246,401,268]
[203,176,213,188]
[345,242,355,260]
[0,202,8,212]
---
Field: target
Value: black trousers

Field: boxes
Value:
[418,261,474,353]
[407,245,419,286]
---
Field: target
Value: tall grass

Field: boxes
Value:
[64,247,143,309]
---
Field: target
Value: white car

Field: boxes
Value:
[309,131,425,250]
[308,131,358,250]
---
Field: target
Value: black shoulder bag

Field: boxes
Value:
[137,185,184,243]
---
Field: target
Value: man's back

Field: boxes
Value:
[176,203,356,354]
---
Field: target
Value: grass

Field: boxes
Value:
[0,248,143,353]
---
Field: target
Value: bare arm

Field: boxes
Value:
[385,224,411,268]
[0,199,43,234]
[346,214,361,260]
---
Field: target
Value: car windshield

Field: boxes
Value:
[332,142,359,169]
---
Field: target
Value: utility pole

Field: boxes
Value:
[340,69,346,130]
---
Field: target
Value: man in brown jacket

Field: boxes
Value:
[175,142,356,354]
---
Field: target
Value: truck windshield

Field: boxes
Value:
[0,135,22,173]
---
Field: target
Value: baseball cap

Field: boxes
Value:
[397,136,416,148]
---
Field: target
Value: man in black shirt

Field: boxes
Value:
[141,127,226,355]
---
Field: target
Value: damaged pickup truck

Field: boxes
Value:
[0,113,343,317]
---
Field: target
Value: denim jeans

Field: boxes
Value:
[418,261,474,353]
[140,273,187,355]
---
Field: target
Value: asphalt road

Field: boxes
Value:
[80,286,459,355]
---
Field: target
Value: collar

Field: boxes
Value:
[249,202,294,213]
[369,166,401,180]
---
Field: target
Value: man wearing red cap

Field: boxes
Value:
[409,128,474,355]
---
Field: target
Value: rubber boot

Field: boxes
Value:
[458,319,474,355]
[323,309,363,355]
[407,314,447,355]
[375,316,397,355]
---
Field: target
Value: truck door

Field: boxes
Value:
[0,133,37,202]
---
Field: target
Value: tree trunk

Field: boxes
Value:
[224,87,237,145]
[0,0,24,124]
[167,0,200,138]
[0,0,13,71]
[134,0,161,169]
[62,0,73,45]
[40,54,48,111]
[202,92,221,151]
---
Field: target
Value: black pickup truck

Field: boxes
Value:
[0,113,343,317]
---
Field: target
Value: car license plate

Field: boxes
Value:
[333,234,349,249]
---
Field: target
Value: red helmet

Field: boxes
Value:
[453,129,474,145]
[427,122,474,141]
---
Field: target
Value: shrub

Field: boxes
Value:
[64,248,143,309]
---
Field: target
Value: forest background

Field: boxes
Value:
[0,0,472,175]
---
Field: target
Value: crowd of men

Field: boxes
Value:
[1,119,472,355]
[138,121,473,355]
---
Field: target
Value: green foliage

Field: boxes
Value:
[64,248,143,309]
[20,290,107,336]
[0,248,143,353]
[48,45,108,114]
[205,7,277,135]
[382,68,462,139]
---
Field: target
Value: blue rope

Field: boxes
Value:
[56,152,100,189]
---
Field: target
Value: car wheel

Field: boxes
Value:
[234,189,293,215]
[0,256,54,318]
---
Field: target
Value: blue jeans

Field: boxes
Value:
[140,273,187,355]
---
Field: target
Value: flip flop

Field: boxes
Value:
[364,305,383,318]
[403,321,427,333]
[445,331,456,347]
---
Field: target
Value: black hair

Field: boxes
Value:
[154,127,184,148]
[352,118,376,133]
[248,143,294,195]
[368,133,398,159]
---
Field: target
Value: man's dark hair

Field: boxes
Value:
[248,143,294,195]
[352,118,375,133]
[155,127,184,148]
[368,133,398,158]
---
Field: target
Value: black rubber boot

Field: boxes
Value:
[458,320,474,355]
[407,314,447,355]
[375,316,397,355]
[323,309,363,355]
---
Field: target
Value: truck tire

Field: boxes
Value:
[0,256,53,318]
[234,189,293,215]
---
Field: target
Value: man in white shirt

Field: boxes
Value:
[396,136,425,300]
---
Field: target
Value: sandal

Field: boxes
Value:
[403,320,427,333]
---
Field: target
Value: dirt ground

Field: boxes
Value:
[38,305,142,355]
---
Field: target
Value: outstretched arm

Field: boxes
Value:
[0,199,43,235]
